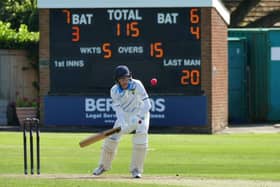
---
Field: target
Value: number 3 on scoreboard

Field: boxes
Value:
[72,26,80,42]
[181,69,200,85]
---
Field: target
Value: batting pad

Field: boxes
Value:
[99,138,119,170]
[130,143,147,173]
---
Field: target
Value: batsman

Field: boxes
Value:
[93,65,151,178]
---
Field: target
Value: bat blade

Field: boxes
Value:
[79,127,121,148]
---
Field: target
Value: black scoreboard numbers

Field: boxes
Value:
[50,8,202,95]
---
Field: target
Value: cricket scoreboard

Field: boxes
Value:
[50,8,202,95]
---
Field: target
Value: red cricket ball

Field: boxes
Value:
[150,78,158,86]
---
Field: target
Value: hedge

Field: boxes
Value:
[0,21,39,49]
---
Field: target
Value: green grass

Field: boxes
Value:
[1,178,167,187]
[0,132,280,186]
[1,178,136,187]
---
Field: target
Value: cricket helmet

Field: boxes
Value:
[114,65,132,81]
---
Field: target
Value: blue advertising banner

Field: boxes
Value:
[44,96,207,126]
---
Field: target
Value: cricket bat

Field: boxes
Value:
[79,127,121,148]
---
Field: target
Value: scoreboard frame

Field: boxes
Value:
[49,8,203,95]
[38,0,230,133]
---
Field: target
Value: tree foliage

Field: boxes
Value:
[0,21,39,49]
[0,0,38,31]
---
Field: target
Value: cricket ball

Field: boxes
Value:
[150,78,158,86]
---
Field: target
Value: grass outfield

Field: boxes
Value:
[0,132,280,187]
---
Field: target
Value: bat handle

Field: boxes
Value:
[105,127,121,136]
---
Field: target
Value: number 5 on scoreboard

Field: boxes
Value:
[102,43,112,59]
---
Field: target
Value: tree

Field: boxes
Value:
[0,0,38,31]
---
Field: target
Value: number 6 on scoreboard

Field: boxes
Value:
[190,8,200,40]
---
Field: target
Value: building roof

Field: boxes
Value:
[37,0,230,24]
[223,0,280,27]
